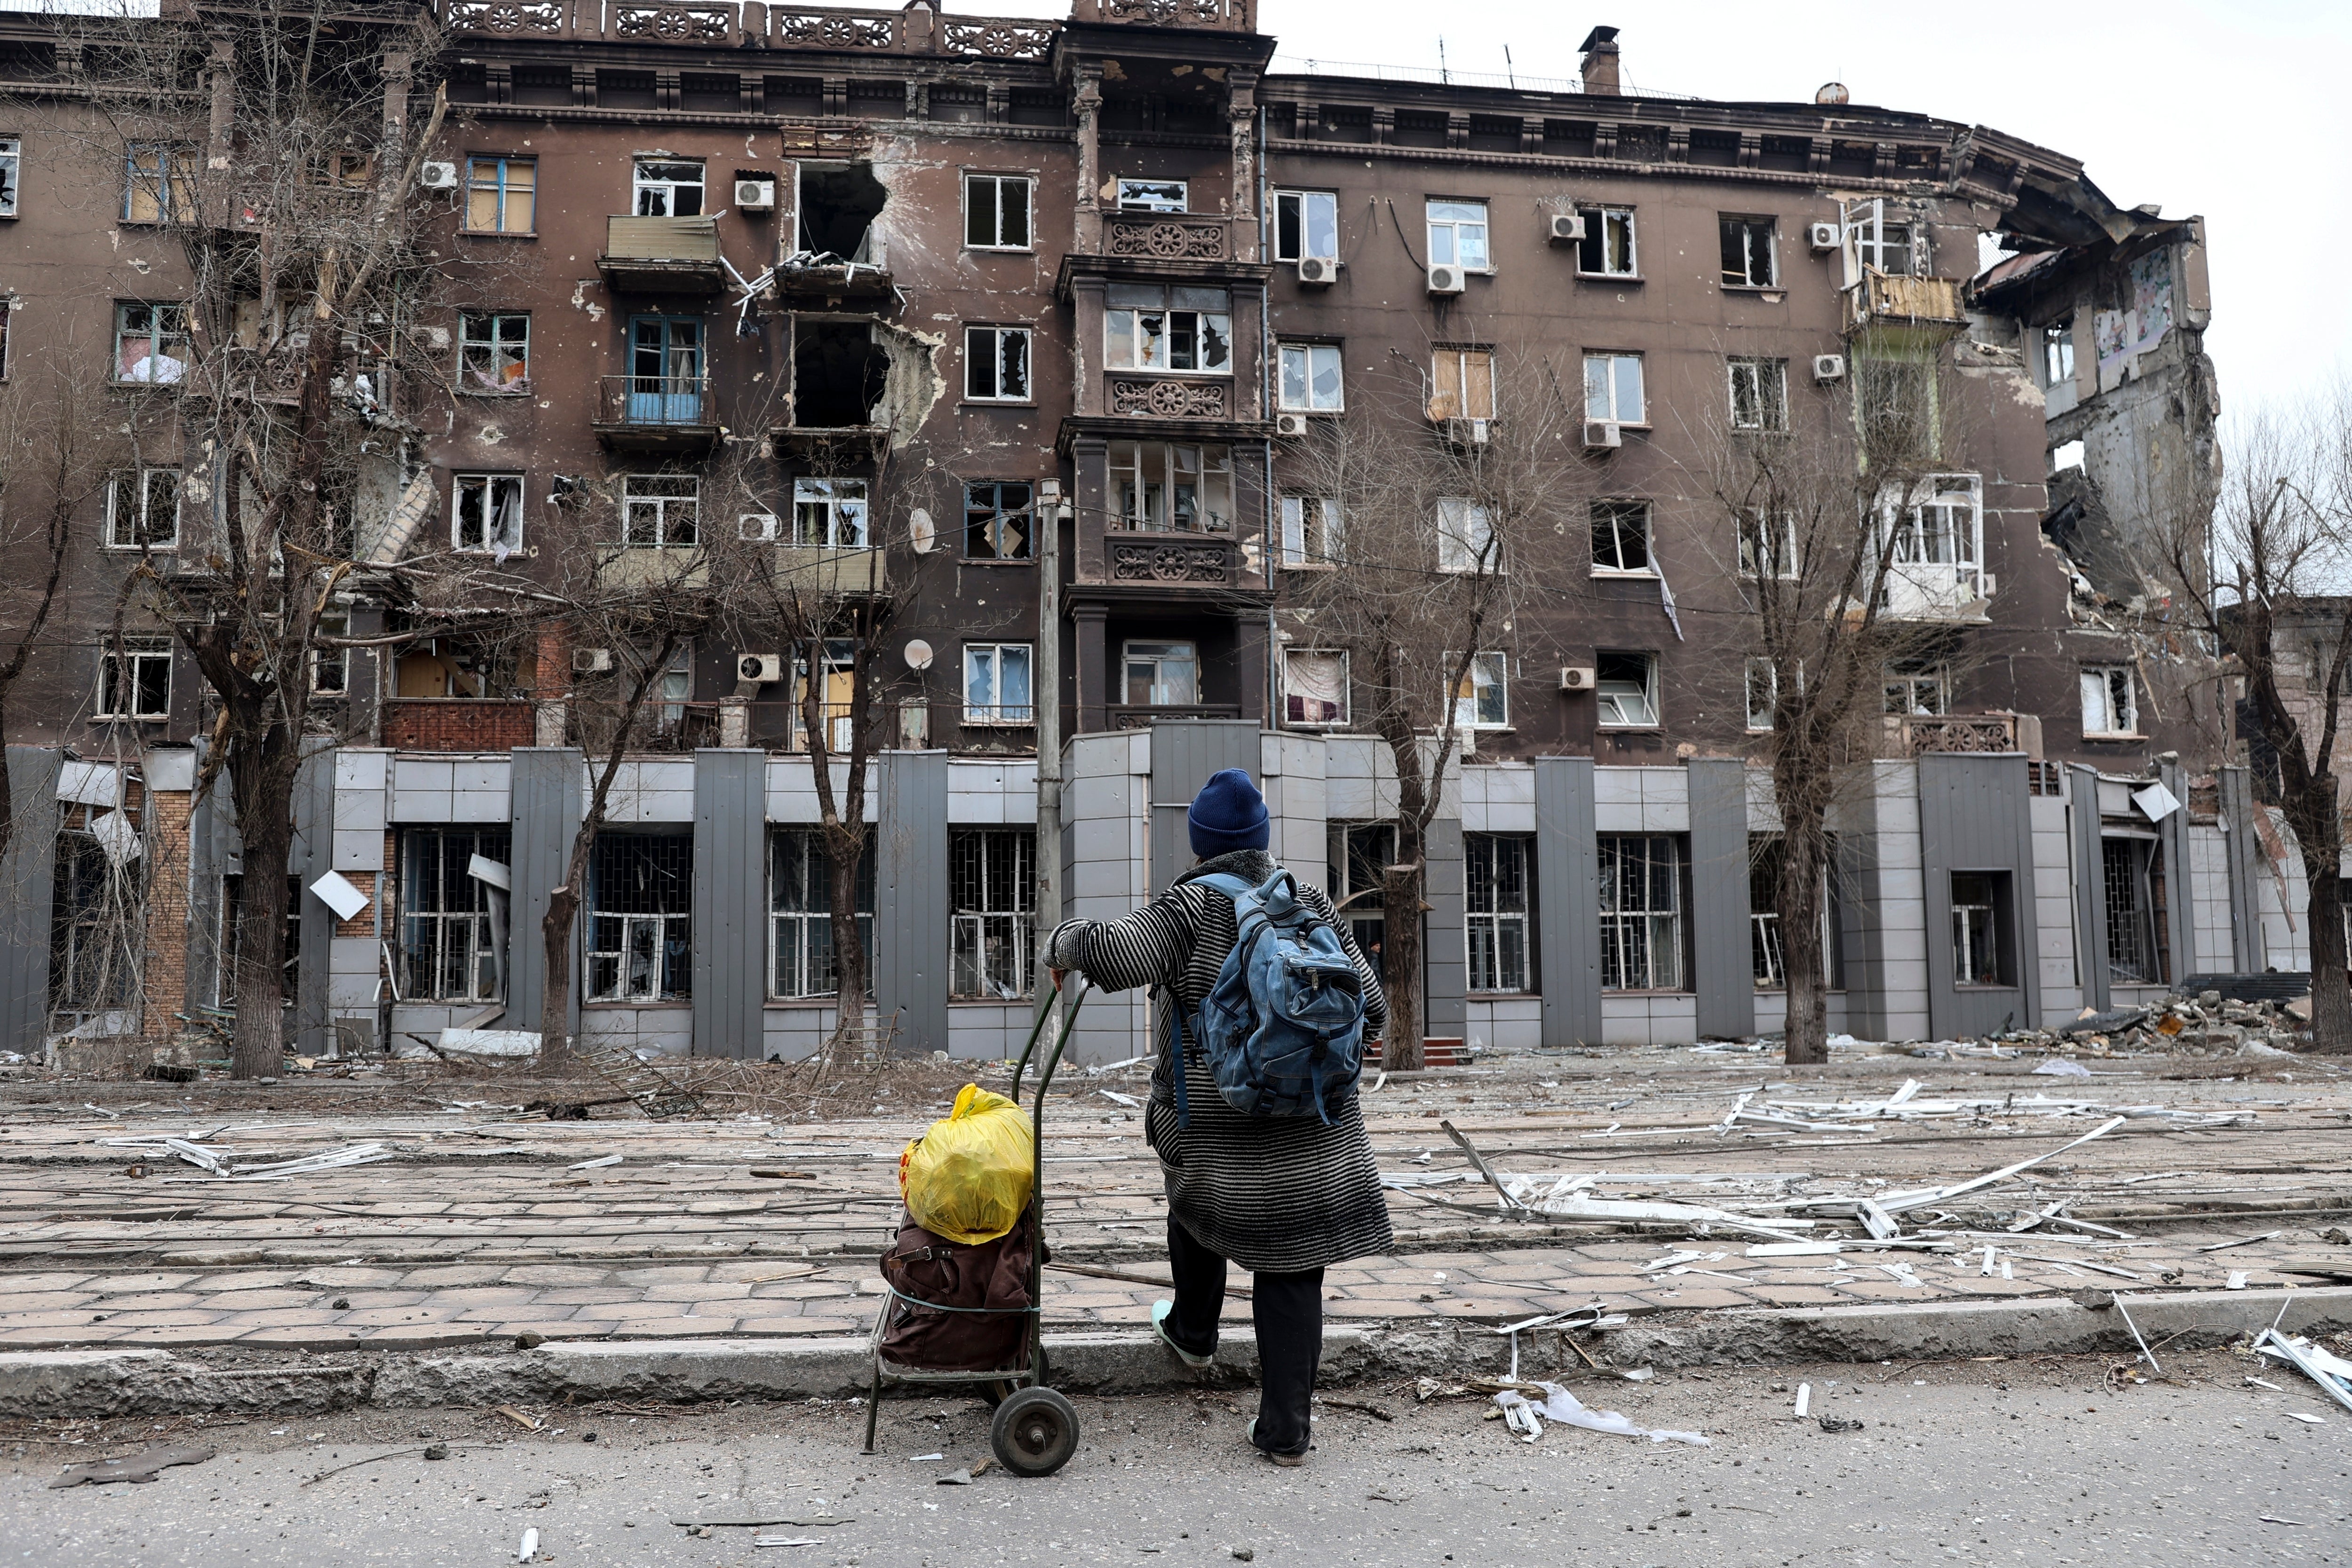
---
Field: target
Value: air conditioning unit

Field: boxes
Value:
[739,512,780,541]
[734,179,776,211]
[1296,256,1338,285]
[1274,412,1310,438]
[417,161,459,190]
[1426,263,1466,295]
[1812,353,1848,383]
[1582,420,1622,451]
[572,648,613,674]
[1808,220,1841,252]
[1549,212,1587,244]
[1559,665,1596,692]
[738,653,783,684]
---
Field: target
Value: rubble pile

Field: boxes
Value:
[1997,991,2308,1060]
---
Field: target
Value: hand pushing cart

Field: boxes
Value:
[861,973,1090,1477]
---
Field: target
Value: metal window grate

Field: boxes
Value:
[951,829,1036,1000]
[1465,832,1532,992]
[2103,839,2151,983]
[770,828,874,1000]
[1598,835,1681,990]
[401,828,510,1003]
[588,833,693,1001]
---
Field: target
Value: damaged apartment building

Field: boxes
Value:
[0,0,2281,1064]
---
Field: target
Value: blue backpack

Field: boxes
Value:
[1165,869,1368,1126]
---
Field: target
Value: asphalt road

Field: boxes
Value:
[4,1351,2345,1567]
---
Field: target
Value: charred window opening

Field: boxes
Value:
[793,319,888,429]
[795,163,885,263]
[393,632,518,699]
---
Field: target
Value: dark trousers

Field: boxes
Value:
[1161,1216,1324,1456]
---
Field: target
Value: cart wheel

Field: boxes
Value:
[989,1386,1080,1477]
[983,1345,1051,1407]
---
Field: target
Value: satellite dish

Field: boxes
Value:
[909,507,935,554]
[904,639,934,671]
[1816,81,1850,105]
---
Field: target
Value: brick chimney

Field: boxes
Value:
[1579,26,1621,96]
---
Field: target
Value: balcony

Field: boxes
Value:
[1843,270,1968,341]
[598,216,725,294]
[1106,375,1234,420]
[594,546,711,592]
[1106,703,1243,729]
[1071,0,1256,31]
[382,698,537,753]
[772,544,890,597]
[1880,561,1994,622]
[1100,213,1232,262]
[771,251,896,306]
[1101,528,1237,589]
[1894,713,2020,756]
[592,375,720,452]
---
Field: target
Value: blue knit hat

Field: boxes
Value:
[1187,768,1269,858]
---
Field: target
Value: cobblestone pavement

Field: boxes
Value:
[3,1046,2349,1352]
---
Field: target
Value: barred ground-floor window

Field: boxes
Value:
[1599,834,1683,991]
[952,828,1036,1000]
[400,827,510,1003]
[770,827,874,1000]
[1464,832,1533,993]
[588,833,692,1001]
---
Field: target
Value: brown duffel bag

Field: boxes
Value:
[876,1207,1036,1374]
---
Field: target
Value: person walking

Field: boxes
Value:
[1045,768,1389,1465]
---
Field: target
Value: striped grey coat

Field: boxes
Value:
[1044,849,1392,1275]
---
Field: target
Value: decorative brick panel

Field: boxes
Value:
[382,699,537,753]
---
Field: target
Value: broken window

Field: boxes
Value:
[1739,511,1798,578]
[1116,177,1187,213]
[1719,216,1777,287]
[2101,839,2157,983]
[791,477,869,548]
[1728,357,1788,432]
[217,873,298,1011]
[1123,641,1198,706]
[964,641,1032,724]
[1465,833,1532,993]
[1327,822,1393,959]
[1854,351,1939,466]
[1279,496,1342,569]
[2043,320,2075,387]
[626,315,704,424]
[588,833,691,1002]
[453,473,524,555]
[795,163,885,262]
[121,143,196,224]
[401,827,510,1002]
[964,173,1032,250]
[2081,665,2137,736]
[393,634,514,699]
[1451,650,1509,729]
[1279,342,1343,412]
[951,828,1036,1000]
[1576,206,1637,276]
[1595,650,1658,728]
[1284,649,1348,726]
[789,638,857,754]
[1583,352,1645,425]
[113,302,188,385]
[622,474,698,547]
[1426,199,1489,269]
[1875,474,1983,604]
[1745,657,1777,732]
[95,638,171,720]
[1273,189,1339,263]
[964,324,1031,402]
[50,826,144,1021]
[459,312,530,393]
[1104,284,1230,374]
[1949,871,2010,987]
[793,318,887,428]
[1109,442,1232,532]
[1435,496,1497,574]
[1590,499,1651,574]
[1599,834,1682,990]
[632,158,703,217]
[311,610,349,697]
[104,468,181,551]
[769,827,873,999]
[0,136,18,217]
[464,156,535,234]
[964,482,1033,560]
[1883,658,1949,716]
[1428,347,1495,422]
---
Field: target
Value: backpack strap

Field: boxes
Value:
[1157,986,1197,1128]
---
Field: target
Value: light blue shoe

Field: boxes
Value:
[1151,1299,1213,1370]
[1248,1418,1307,1466]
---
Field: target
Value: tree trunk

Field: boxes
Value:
[225,740,298,1079]
[1779,837,1831,1066]
[826,830,868,1052]
[2306,858,2350,1054]
[1380,860,1424,1072]
[538,882,579,1071]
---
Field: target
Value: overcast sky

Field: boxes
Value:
[969,0,2351,420]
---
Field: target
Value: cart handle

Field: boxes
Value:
[1009,970,1088,1109]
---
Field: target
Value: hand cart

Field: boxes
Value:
[861,973,1091,1477]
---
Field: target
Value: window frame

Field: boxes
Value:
[311,609,350,698]
[2080,665,2140,738]
[1451,650,1510,731]
[112,301,190,386]
[1582,351,1647,427]
[1738,511,1800,578]
[964,480,1034,562]
[621,473,700,548]
[963,172,1035,251]
[399,827,511,1003]
[458,312,531,395]
[1883,658,1950,717]
[1271,188,1340,264]
[1598,833,1685,991]
[1719,214,1779,288]
[585,832,694,1003]
[95,637,172,721]
[103,467,182,551]
[1435,496,1499,575]
[630,157,705,218]
[767,826,874,1001]
[950,827,1037,1001]
[1589,499,1653,577]
[790,477,869,549]
[1122,640,1200,707]
[2043,320,2076,388]
[1282,647,1349,728]
[1277,341,1344,413]
[1594,649,1660,729]
[1115,177,1187,213]
[1744,657,1777,732]
[1574,205,1638,277]
[452,472,525,555]
[0,135,20,220]
[1103,284,1232,376]
[1727,356,1789,432]
[121,143,197,225]
[1429,346,1495,422]
[1109,442,1234,532]
[963,641,1034,726]
[1279,495,1343,570]
[1425,198,1491,271]
[1464,831,1534,994]
[963,323,1033,403]
[1949,870,2013,988]
[463,155,537,236]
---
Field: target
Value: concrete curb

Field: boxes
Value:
[4,1287,2345,1418]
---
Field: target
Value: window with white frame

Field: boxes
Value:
[951,828,1035,1000]
[655,643,691,727]
[964,324,1032,402]
[1583,352,1645,425]
[769,827,873,999]
[1426,199,1490,269]
[1279,495,1342,568]
[401,827,510,1002]
[1429,347,1494,422]
[1124,641,1199,706]
[1599,834,1682,990]
[96,638,171,720]
[1465,832,1533,993]
[453,473,524,555]
[964,173,1033,249]
[0,136,19,218]
[1272,189,1338,262]
[622,474,699,546]
[792,478,869,547]
[1589,499,1651,575]
[464,155,535,233]
[1327,821,1394,958]
[1278,342,1344,412]
[1104,283,1230,373]
[963,641,1033,724]
[1849,201,1918,275]
[1854,352,1939,465]
[1436,496,1497,574]
[1875,475,1984,602]
[1749,835,1836,990]
[632,158,703,217]
[122,143,196,224]
[1575,206,1637,275]
[1115,177,1186,212]
[459,312,530,393]
[587,833,692,1001]
[1883,658,1949,716]
[1451,650,1508,730]
[104,468,180,550]
[311,610,349,697]
[790,639,857,754]
[1718,215,1777,287]
[2043,320,2075,387]
[1738,510,1799,577]
[1728,356,1788,431]
[113,302,189,384]
[2081,665,2138,736]
[215,872,297,1012]
[1283,649,1348,727]
[1109,442,1232,531]
[964,481,1033,560]
[1950,871,2007,986]
[1595,650,1659,727]
[1745,657,1777,731]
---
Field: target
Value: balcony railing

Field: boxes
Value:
[438,0,1064,59]
[1843,269,1968,338]
[772,544,890,596]
[1880,561,1994,622]
[1101,214,1232,261]
[593,375,718,451]
[1073,0,1255,31]
[1106,703,1243,730]
[598,216,724,293]
[1895,713,2018,755]
[1104,529,1236,586]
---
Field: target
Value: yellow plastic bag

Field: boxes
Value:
[897,1084,1034,1245]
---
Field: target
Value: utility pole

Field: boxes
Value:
[1034,480,1065,994]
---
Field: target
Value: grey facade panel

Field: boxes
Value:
[2158,759,2194,985]
[185,758,228,1014]
[1686,758,1755,1038]
[1,747,62,1053]
[2070,764,2109,1014]
[1147,720,1262,895]
[291,749,334,1054]
[2217,766,2264,973]
[875,750,949,1056]
[1919,753,2040,1038]
[1534,757,1600,1047]
[1424,816,1466,1037]
[506,748,583,1036]
[1837,828,1887,1042]
[691,750,766,1060]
